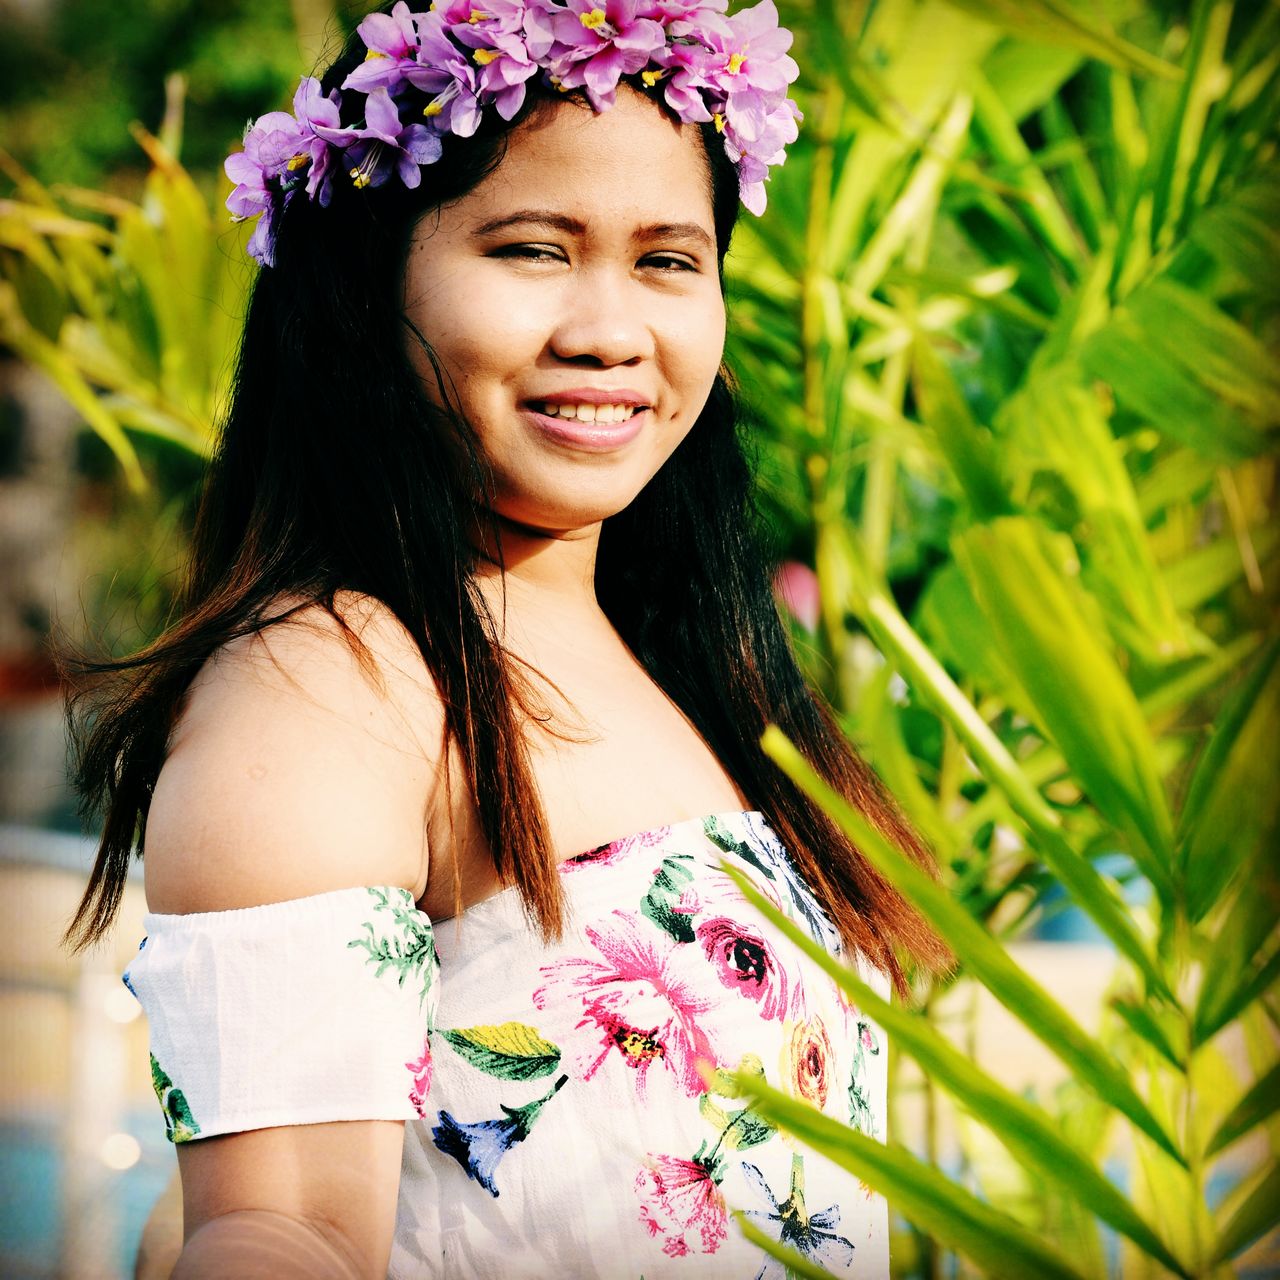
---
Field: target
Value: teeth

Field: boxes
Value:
[539,403,638,424]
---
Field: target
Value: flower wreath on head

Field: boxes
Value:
[225,0,801,266]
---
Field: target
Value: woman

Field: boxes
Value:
[64,2,946,1276]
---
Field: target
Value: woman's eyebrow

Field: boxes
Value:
[472,209,714,251]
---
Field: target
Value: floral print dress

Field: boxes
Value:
[125,809,890,1278]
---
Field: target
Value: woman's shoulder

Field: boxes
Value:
[142,590,444,916]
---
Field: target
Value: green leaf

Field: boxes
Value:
[938,0,1179,81]
[1125,279,1280,425]
[733,1075,1089,1280]
[0,283,146,492]
[1185,184,1280,296]
[1146,0,1231,249]
[640,854,697,944]
[996,368,1192,664]
[1165,524,1280,613]
[1196,945,1280,1049]
[724,863,1190,1276]
[824,525,1168,998]
[1080,312,1269,460]
[1110,997,1183,1072]
[981,38,1084,123]
[1181,641,1280,922]
[911,340,1012,519]
[441,1023,562,1081]
[1207,1060,1280,1159]
[1209,1161,1280,1264]
[952,517,1175,886]
[759,723,1185,1166]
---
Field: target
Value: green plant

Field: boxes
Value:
[719,0,1277,1275]
[1,1,1275,1270]
[0,75,248,490]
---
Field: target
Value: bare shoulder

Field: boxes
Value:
[143,591,444,914]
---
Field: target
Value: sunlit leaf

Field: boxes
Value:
[731,1075,1090,1280]
[724,862,1190,1275]
[760,724,1185,1164]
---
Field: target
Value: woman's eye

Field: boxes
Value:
[494,245,564,263]
[643,255,697,272]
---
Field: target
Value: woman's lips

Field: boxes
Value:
[523,404,648,451]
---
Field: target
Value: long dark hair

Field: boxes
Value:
[61,9,949,993]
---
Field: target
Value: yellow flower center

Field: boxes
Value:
[286,152,308,171]
[550,74,567,91]
[579,8,607,29]
[468,8,491,20]
[713,112,726,132]
[423,100,444,117]
[614,1028,665,1063]
[364,48,388,61]
[350,166,371,189]
[640,68,663,87]
[727,51,746,74]
[473,48,501,64]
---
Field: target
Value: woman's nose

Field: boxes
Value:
[547,268,653,366]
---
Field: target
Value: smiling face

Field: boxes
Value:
[400,87,727,536]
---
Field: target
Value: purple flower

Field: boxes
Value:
[223,107,301,267]
[431,1075,567,1197]
[316,87,443,190]
[721,97,799,214]
[638,0,728,22]
[740,1162,855,1279]
[646,34,720,122]
[449,0,544,120]
[290,77,345,203]
[341,1,422,95]
[548,0,668,109]
[409,13,487,136]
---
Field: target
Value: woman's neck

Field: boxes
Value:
[469,512,614,644]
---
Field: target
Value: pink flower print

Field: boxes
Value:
[634,1150,728,1257]
[695,914,800,1022]
[532,910,723,1098]
[561,823,673,874]
[405,1035,434,1119]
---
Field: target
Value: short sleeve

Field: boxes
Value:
[123,884,439,1144]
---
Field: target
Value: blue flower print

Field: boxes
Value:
[432,1074,567,1197]
[741,1157,855,1278]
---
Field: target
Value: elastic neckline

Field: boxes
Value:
[435,808,767,923]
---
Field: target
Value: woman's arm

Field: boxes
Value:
[171,1120,406,1280]
[138,595,445,1277]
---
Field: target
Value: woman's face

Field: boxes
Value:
[401,87,726,534]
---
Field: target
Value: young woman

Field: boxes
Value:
[65,3,945,1276]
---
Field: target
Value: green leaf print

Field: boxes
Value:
[150,1053,200,1144]
[348,886,437,1009]
[442,1022,563,1081]
[699,1096,777,1152]
[704,1053,767,1099]
[847,1019,881,1134]
[640,854,696,944]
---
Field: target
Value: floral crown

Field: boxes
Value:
[224,0,800,266]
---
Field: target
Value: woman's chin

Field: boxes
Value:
[490,489,640,536]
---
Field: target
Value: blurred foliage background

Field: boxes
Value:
[0,0,1276,1277]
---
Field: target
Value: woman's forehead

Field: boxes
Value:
[453,90,715,233]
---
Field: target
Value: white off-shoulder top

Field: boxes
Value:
[125,809,891,1278]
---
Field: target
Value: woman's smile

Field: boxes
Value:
[399,86,726,532]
